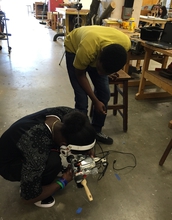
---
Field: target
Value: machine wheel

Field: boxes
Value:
[53,33,65,41]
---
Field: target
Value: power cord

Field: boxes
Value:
[93,142,137,180]
[110,150,137,171]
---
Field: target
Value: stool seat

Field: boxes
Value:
[90,69,130,132]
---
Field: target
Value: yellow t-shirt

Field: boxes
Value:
[64,25,131,70]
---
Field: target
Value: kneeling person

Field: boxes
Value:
[0,106,96,208]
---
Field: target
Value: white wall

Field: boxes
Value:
[132,0,143,27]
[165,0,171,8]
[69,0,92,9]
[80,0,92,9]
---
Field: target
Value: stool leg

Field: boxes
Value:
[59,51,65,65]
[113,84,118,116]
[123,81,128,132]
[159,139,172,166]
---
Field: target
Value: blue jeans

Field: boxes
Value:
[65,52,110,132]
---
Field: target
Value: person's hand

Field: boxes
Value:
[108,72,119,81]
[94,100,107,115]
[62,166,73,183]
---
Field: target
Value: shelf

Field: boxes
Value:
[145,70,172,92]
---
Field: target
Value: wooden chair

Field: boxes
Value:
[159,120,172,166]
[90,69,130,132]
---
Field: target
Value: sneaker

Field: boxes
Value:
[96,132,113,145]
[34,196,55,208]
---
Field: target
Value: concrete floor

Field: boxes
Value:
[1,9,172,220]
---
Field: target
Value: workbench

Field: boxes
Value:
[112,27,169,87]
[135,43,172,100]
[139,15,168,28]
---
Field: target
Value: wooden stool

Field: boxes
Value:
[90,69,131,132]
[159,120,172,166]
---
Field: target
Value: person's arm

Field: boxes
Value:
[75,68,106,115]
[163,15,168,19]
[22,168,73,204]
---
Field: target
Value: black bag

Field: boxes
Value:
[159,69,172,80]
[140,26,163,41]
[130,39,145,55]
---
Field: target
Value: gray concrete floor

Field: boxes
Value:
[1,9,172,220]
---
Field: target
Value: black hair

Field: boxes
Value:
[158,6,167,18]
[99,44,127,74]
[61,111,96,146]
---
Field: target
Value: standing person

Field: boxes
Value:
[0,106,96,208]
[64,25,131,145]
